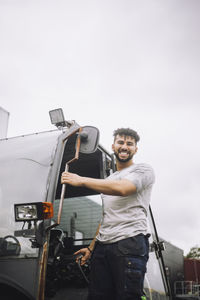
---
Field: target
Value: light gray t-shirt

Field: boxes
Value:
[96,163,155,243]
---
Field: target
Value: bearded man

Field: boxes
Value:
[61,128,155,300]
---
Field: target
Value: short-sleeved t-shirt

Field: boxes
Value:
[96,163,155,244]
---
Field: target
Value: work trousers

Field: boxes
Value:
[88,234,149,300]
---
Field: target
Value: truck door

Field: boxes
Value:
[45,135,113,300]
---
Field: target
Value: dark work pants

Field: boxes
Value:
[87,234,149,300]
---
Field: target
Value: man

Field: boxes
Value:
[61,128,155,300]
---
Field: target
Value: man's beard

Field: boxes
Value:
[114,151,134,163]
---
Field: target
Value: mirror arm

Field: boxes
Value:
[67,127,82,164]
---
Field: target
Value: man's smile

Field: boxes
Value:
[119,150,129,157]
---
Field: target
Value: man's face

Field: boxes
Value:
[112,135,138,163]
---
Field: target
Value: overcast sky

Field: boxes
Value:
[0,0,200,255]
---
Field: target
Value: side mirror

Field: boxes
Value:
[78,126,100,154]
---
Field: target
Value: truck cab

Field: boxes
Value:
[0,110,171,300]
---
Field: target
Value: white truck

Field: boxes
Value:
[0,109,171,300]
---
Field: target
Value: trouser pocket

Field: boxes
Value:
[117,234,149,258]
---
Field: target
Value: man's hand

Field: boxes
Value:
[74,248,91,266]
[61,171,84,187]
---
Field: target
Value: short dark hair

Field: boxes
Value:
[113,128,140,143]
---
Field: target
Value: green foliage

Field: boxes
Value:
[185,246,200,259]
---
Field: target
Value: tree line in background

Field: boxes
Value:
[185,246,200,259]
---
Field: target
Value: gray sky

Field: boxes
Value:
[1,0,200,255]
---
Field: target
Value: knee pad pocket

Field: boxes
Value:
[124,257,146,296]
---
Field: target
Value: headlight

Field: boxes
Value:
[14,202,53,222]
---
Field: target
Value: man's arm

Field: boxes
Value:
[87,223,101,252]
[74,223,101,265]
[61,172,137,196]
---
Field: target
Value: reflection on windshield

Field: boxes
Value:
[53,195,102,245]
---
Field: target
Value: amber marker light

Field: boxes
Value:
[42,202,54,219]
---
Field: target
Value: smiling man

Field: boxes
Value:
[61,128,155,300]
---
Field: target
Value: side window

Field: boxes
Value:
[55,134,102,199]
[53,136,112,249]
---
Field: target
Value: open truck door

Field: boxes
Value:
[36,112,100,300]
[0,109,172,300]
